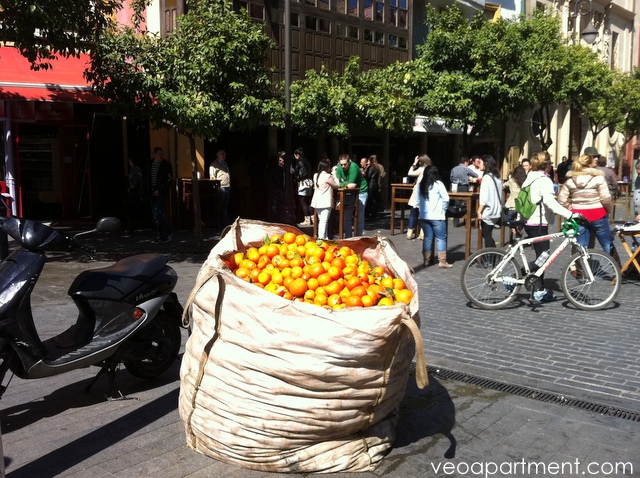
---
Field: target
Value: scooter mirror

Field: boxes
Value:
[96,217,121,232]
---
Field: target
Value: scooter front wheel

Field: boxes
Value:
[124,311,182,379]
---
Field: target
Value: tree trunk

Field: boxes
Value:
[188,133,204,249]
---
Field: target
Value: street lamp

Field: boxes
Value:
[573,0,598,45]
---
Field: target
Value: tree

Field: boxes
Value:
[0,0,148,69]
[87,0,281,248]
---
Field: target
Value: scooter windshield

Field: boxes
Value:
[0,217,73,252]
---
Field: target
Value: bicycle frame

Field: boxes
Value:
[491,221,596,287]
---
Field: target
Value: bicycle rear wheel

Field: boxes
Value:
[461,248,522,310]
[561,251,621,310]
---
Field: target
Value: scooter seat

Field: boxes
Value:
[68,253,169,300]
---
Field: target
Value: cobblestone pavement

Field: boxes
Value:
[1,213,639,477]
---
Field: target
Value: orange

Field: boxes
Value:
[344,295,364,307]
[296,245,307,256]
[315,286,327,296]
[271,255,289,269]
[317,272,332,287]
[259,245,268,255]
[289,257,304,268]
[283,232,297,244]
[231,252,244,268]
[373,266,385,278]
[327,294,342,307]
[307,277,319,291]
[342,265,357,277]
[380,276,394,289]
[345,254,359,266]
[283,276,294,289]
[339,287,351,301]
[304,289,315,301]
[338,246,352,257]
[308,263,325,279]
[392,278,406,290]
[377,297,394,306]
[291,266,304,279]
[257,254,271,270]
[324,248,336,263]
[240,259,257,270]
[395,289,414,304]
[366,287,380,303]
[324,280,344,296]
[235,267,250,279]
[270,234,282,244]
[257,271,272,286]
[283,291,294,300]
[295,234,308,246]
[306,254,322,266]
[246,247,260,262]
[314,294,328,306]
[327,266,343,280]
[250,268,261,281]
[361,294,374,307]
[309,247,325,262]
[331,257,347,270]
[289,278,308,297]
[271,272,284,285]
[266,244,280,259]
[346,276,362,290]
[332,303,347,311]
[350,285,368,298]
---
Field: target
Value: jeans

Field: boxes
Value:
[419,219,447,253]
[408,207,419,230]
[316,207,332,240]
[576,215,612,254]
[344,191,368,238]
[150,194,171,241]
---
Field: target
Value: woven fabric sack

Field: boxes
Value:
[179,218,428,473]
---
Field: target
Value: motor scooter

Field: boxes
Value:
[0,214,185,399]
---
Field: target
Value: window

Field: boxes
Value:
[389,34,398,47]
[306,15,317,30]
[364,28,373,42]
[398,36,407,49]
[374,31,384,44]
[318,18,331,33]
[318,0,330,10]
[398,0,407,28]
[337,23,359,39]
[363,0,373,20]
[248,3,264,20]
[375,0,383,22]
[348,0,358,16]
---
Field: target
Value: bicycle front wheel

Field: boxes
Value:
[461,248,522,310]
[561,251,621,310]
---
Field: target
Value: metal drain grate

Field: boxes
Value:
[416,364,640,423]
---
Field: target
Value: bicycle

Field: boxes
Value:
[460,218,621,310]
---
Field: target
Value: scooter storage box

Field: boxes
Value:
[179,218,427,473]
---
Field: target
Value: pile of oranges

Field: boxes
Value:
[224,232,414,310]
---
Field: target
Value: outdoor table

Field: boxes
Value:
[390,183,414,236]
[449,191,480,258]
[314,187,359,239]
[615,228,640,274]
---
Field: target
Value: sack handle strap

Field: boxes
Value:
[401,313,429,389]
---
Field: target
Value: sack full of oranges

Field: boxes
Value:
[179,218,428,473]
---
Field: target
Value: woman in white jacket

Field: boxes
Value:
[406,154,431,240]
[310,158,339,240]
[418,165,452,268]
[521,152,573,303]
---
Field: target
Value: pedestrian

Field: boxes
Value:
[557,153,613,254]
[293,147,314,226]
[476,155,503,248]
[209,149,231,231]
[124,157,144,236]
[521,152,573,303]
[417,164,452,268]
[266,152,285,222]
[504,164,527,239]
[468,155,484,180]
[556,155,572,185]
[365,155,381,219]
[310,157,339,240]
[406,154,431,240]
[589,147,619,200]
[449,156,478,227]
[335,154,368,237]
[148,147,173,243]
[369,155,385,217]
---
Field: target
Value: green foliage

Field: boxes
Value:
[87,0,281,141]
[0,0,151,69]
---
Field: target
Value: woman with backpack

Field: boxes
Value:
[521,152,573,303]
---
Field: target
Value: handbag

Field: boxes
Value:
[298,178,313,192]
[490,176,508,228]
[446,202,467,218]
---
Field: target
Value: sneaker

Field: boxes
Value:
[533,289,556,303]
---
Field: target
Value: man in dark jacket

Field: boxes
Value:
[148,147,173,243]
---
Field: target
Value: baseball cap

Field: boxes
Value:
[584,146,599,156]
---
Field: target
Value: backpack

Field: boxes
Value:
[515,177,542,219]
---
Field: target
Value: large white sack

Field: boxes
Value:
[179,219,428,473]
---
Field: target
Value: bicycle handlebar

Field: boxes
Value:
[561,217,582,237]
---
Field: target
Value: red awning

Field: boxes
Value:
[0,46,104,103]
